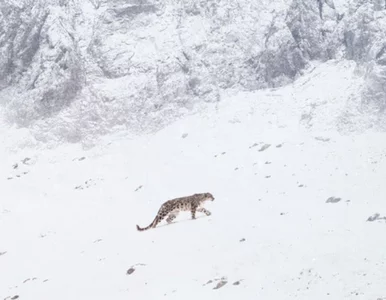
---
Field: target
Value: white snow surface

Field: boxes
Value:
[1,61,386,299]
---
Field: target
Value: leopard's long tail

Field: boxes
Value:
[136,215,160,231]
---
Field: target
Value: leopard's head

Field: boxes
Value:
[202,192,215,201]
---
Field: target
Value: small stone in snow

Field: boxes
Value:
[258,144,271,152]
[213,280,227,290]
[326,197,341,203]
[367,213,381,222]
[126,267,135,275]
[134,185,143,192]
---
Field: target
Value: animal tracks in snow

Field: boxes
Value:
[6,157,33,180]
[74,178,104,190]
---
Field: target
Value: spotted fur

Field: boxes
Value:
[136,192,215,231]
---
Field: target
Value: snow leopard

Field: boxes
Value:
[136,192,215,231]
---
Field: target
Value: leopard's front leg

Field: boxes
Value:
[197,207,211,216]
[191,206,197,219]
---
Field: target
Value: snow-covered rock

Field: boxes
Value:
[0,0,385,145]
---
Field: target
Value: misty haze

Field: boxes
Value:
[1,1,386,299]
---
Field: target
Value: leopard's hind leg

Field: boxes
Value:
[166,210,179,224]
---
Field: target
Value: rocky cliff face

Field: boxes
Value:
[0,0,385,144]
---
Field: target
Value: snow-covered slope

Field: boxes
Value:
[1,62,386,300]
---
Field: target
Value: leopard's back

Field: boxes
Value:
[163,196,201,212]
